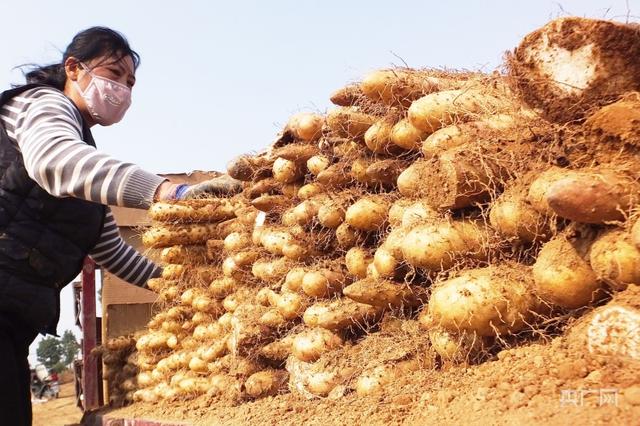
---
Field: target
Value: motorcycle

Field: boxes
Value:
[30,365,60,400]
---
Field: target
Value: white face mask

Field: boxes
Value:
[74,63,132,126]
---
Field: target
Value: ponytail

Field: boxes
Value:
[23,63,67,90]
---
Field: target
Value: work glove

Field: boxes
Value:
[175,174,243,199]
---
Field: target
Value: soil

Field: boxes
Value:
[32,381,82,426]
[108,286,640,425]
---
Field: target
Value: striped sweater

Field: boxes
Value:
[0,86,164,286]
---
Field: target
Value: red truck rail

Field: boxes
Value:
[74,257,103,412]
[81,257,101,410]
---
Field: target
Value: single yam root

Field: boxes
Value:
[545,168,640,224]
[533,236,603,309]
[589,229,640,291]
[508,17,640,122]
[361,69,442,108]
[427,263,537,336]
[584,92,640,146]
[343,277,428,309]
[148,200,237,223]
[398,145,508,210]
[303,298,383,331]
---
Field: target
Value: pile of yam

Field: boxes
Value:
[93,335,138,406]
[127,17,640,404]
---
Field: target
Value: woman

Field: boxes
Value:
[0,26,239,425]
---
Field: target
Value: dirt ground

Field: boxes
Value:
[32,382,82,426]
[106,286,640,426]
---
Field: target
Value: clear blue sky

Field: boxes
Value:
[0,0,635,363]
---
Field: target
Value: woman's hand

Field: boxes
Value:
[181,175,242,199]
[154,175,242,201]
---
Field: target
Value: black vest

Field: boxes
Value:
[0,84,105,334]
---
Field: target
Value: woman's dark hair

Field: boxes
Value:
[22,27,140,90]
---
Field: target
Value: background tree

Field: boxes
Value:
[60,330,80,366]
[36,337,63,371]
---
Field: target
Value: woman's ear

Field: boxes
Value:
[64,57,81,82]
